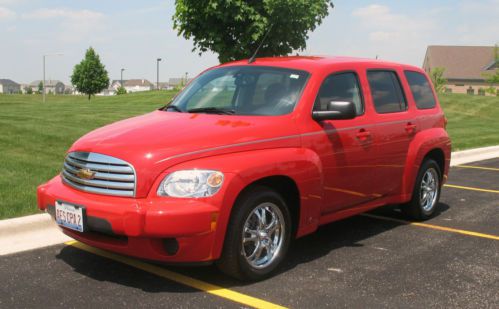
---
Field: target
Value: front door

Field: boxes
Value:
[301,71,379,214]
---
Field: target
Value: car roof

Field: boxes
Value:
[218,56,424,74]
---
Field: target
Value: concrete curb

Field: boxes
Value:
[0,213,71,256]
[1,145,498,256]
[450,145,499,166]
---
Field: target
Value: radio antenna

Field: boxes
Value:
[248,23,274,64]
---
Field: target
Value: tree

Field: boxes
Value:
[173,0,333,63]
[116,86,127,95]
[429,67,447,93]
[24,86,33,94]
[71,47,110,100]
[37,81,43,94]
[483,44,499,95]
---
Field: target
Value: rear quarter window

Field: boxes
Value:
[367,70,407,113]
[404,71,436,109]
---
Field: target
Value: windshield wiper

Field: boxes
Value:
[164,105,183,112]
[187,107,235,115]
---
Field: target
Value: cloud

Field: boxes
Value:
[349,4,439,65]
[22,8,106,43]
[22,8,104,20]
[352,4,435,43]
[0,6,15,21]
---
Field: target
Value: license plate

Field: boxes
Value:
[55,201,86,232]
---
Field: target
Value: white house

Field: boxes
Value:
[30,80,65,94]
[123,79,153,93]
[0,79,21,94]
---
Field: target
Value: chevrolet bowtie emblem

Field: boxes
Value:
[77,168,96,180]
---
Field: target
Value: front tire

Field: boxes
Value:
[216,186,291,281]
[401,159,442,220]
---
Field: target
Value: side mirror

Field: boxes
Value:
[312,101,356,121]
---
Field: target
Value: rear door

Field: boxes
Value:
[367,69,417,197]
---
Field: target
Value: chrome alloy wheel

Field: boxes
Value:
[242,202,285,269]
[420,167,439,212]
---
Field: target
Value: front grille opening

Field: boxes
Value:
[61,152,136,197]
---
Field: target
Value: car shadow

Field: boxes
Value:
[56,202,450,291]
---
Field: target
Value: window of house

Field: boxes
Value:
[367,70,407,113]
[478,88,486,96]
[404,71,436,109]
[467,87,475,95]
[314,72,364,115]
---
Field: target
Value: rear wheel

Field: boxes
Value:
[401,159,442,220]
[216,186,291,281]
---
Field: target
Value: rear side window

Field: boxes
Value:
[404,71,436,109]
[367,71,407,113]
[314,72,364,115]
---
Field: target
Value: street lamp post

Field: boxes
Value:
[156,58,162,90]
[121,68,125,87]
[42,53,63,103]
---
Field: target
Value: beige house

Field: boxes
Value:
[423,45,497,96]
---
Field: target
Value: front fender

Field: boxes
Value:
[401,128,451,201]
[159,148,324,259]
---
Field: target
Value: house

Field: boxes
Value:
[96,80,119,96]
[157,82,171,90]
[64,85,75,95]
[20,84,31,94]
[30,80,65,94]
[0,79,21,94]
[123,79,153,93]
[423,45,498,95]
[168,77,192,89]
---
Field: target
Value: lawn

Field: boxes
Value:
[438,93,499,150]
[0,91,175,219]
[0,92,497,219]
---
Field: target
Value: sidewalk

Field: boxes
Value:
[1,145,498,256]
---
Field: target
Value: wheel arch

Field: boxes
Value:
[401,128,451,201]
[233,175,301,239]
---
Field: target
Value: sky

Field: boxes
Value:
[1,0,498,85]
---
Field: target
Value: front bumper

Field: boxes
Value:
[37,175,220,262]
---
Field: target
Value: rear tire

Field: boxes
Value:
[216,186,291,281]
[401,159,442,221]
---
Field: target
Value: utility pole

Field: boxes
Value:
[157,58,162,90]
[42,53,63,103]
[121,68,125,88]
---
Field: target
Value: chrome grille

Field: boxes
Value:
[61,152,136,197]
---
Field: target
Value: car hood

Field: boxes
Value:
[69,110,300,197]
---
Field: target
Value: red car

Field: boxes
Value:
[38,56,451,280]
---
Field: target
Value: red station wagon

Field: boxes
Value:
[37,57,451,280]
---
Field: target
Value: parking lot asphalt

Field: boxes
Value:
[1,158,498,308]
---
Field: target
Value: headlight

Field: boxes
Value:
[157,170,224,198]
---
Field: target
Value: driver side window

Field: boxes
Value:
[314,72,364,115]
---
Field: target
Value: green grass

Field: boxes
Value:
[439,93,499,150]
[0,91,175,219]
[0,91,498,219]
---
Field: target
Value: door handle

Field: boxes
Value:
[356,129,371,141]
[405,122,417,134]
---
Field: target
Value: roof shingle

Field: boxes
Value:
[423,45,496,81]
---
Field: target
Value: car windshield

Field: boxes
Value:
[167,66,309,116]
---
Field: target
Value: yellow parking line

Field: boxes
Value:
[65,241,287,309]
[456,165,499,172]
[444,184,499,194]
[361,214,499,241]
